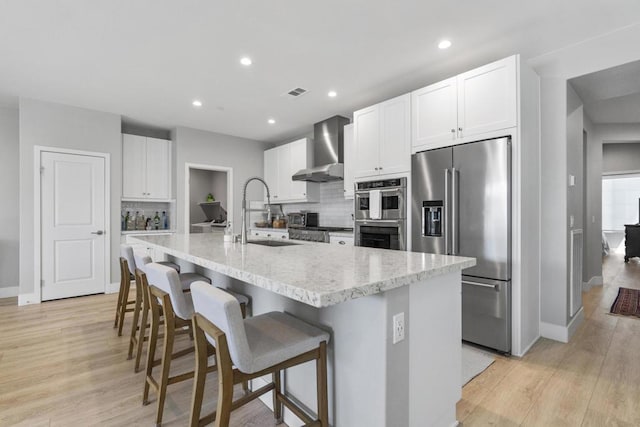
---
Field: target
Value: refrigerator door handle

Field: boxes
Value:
[444,168,450,255]
[451,167,458,255]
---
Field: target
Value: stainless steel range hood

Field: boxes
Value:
[292,115,350,182]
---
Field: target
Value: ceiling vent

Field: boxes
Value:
[286,87,308,98]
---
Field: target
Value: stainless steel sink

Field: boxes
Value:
[248,240,300,247]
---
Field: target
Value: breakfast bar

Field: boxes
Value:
[131,233,475,427]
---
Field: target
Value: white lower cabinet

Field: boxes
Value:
[329,234,354,246]
[249,229,289,239]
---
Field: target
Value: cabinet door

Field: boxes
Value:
[353,105,381,179]
[288,138,309,201]
[122,134,147,199]
[264,147,279,202]
[343,123,355,199]
[412,78,458,149]
[276,144,292,202]
[145,137,171,200]
[379,93,411,175]
[457,56,517,139]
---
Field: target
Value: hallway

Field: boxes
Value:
[458,252,640,426]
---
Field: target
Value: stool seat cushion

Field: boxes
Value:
[158,261,180,273]
[218,288,249,306]
[180,273,212,290]
[243,312,329,373]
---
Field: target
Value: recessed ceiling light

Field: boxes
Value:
[438,39,452,50]
[240,57,253,66]
[192,100,203,107]
[328,91,337,98]
[268,118,276,124]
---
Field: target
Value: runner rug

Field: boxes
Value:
[610,287,640,317]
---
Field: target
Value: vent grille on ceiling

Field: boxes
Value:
[286,87,308,97]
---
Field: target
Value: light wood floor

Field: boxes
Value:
[1,252,638,426]
[0,292,281,426]
[458,252,640,426]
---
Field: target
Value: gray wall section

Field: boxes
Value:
[19,98,122,296]
[173,126,266,234]
[531,23,640,332]
[0,108,20,291]
[603,142,640,174]
[583,115,602,285]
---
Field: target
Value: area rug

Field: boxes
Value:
[462,343,495,385]
[610,287,640,317]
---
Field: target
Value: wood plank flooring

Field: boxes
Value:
[1,251,639,426]
[459,252,640,426]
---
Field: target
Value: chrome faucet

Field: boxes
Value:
[241,177,272,245]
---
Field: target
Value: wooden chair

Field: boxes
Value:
[115,244,181,336]
[129,252,212,371]
[189,282,330,427]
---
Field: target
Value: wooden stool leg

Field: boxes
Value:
[117,279,131,337]
[214,337,234,427]
[239,302,249,395]
[134,297,149,372]
[114,282,124,329]
[154,312,175,426]
[190,317,208,427]
[272,370,283,423]
[316,341,328,427]
[143,298,160,405]
[128,283,143,360]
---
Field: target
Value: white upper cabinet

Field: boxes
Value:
[122,134,171,200]
[412,77,458,148]
[412,56,517,152]
[343,123,355,199]
[263,138,319,204]
[457,56,517,139]
[353,93,411,179]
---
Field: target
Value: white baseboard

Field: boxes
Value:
[18,293,40,306]
[106,282,120,294]
[0,286,19,298]
[583,276,603,292]
[517,334,541,357]
[540,307,584,343]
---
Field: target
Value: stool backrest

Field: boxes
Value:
[133,252,153,274]
[191,282,252,373]
[120,245,137,276]
[145,263,193,320]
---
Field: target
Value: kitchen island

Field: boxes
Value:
[131,233,475,427]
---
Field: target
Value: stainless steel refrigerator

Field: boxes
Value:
[411,137,511,353]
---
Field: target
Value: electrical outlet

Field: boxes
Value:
[393,312,405,344]
[569,215,574,228]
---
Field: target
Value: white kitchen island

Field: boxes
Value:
[131,233,475,427]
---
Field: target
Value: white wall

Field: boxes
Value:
[530,23,640,336]
[173,126,266,234]
[0,107,19,296]
[18,98,122,300]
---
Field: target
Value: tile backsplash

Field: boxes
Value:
[282,181,354,227]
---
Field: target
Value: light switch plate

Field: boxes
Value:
[569,175,576,186]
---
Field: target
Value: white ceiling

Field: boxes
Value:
[570,60,640,124]
[1,1,640,142]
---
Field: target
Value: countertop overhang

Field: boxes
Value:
[130,233,475,308]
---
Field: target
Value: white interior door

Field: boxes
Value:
[41,151,107,300]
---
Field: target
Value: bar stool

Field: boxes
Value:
[129,252,212,372]
[189,282,330,427]
[115,244,181,336]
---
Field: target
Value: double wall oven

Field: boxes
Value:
[354,178,406,251]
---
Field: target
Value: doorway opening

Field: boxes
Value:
[184,163,233,234]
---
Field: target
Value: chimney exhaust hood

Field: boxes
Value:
[292,115,351,183]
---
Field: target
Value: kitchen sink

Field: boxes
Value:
[248,240,300,247]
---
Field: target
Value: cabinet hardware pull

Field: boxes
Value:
[91,230,104,235]
[458,127,463,132]
[339,241,345,245]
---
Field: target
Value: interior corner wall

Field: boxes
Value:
[19,98,122,298]
[583,115,602,285]
[173,126,265,234]
[530,22,640,333]
[0,107,20,294]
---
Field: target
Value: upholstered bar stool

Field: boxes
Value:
[129,252,212,372]
[189,282,330,427]
[115,244,180,336]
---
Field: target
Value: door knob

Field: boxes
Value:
[91,230,104,235]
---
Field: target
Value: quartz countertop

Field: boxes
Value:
[130,233,475,308]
